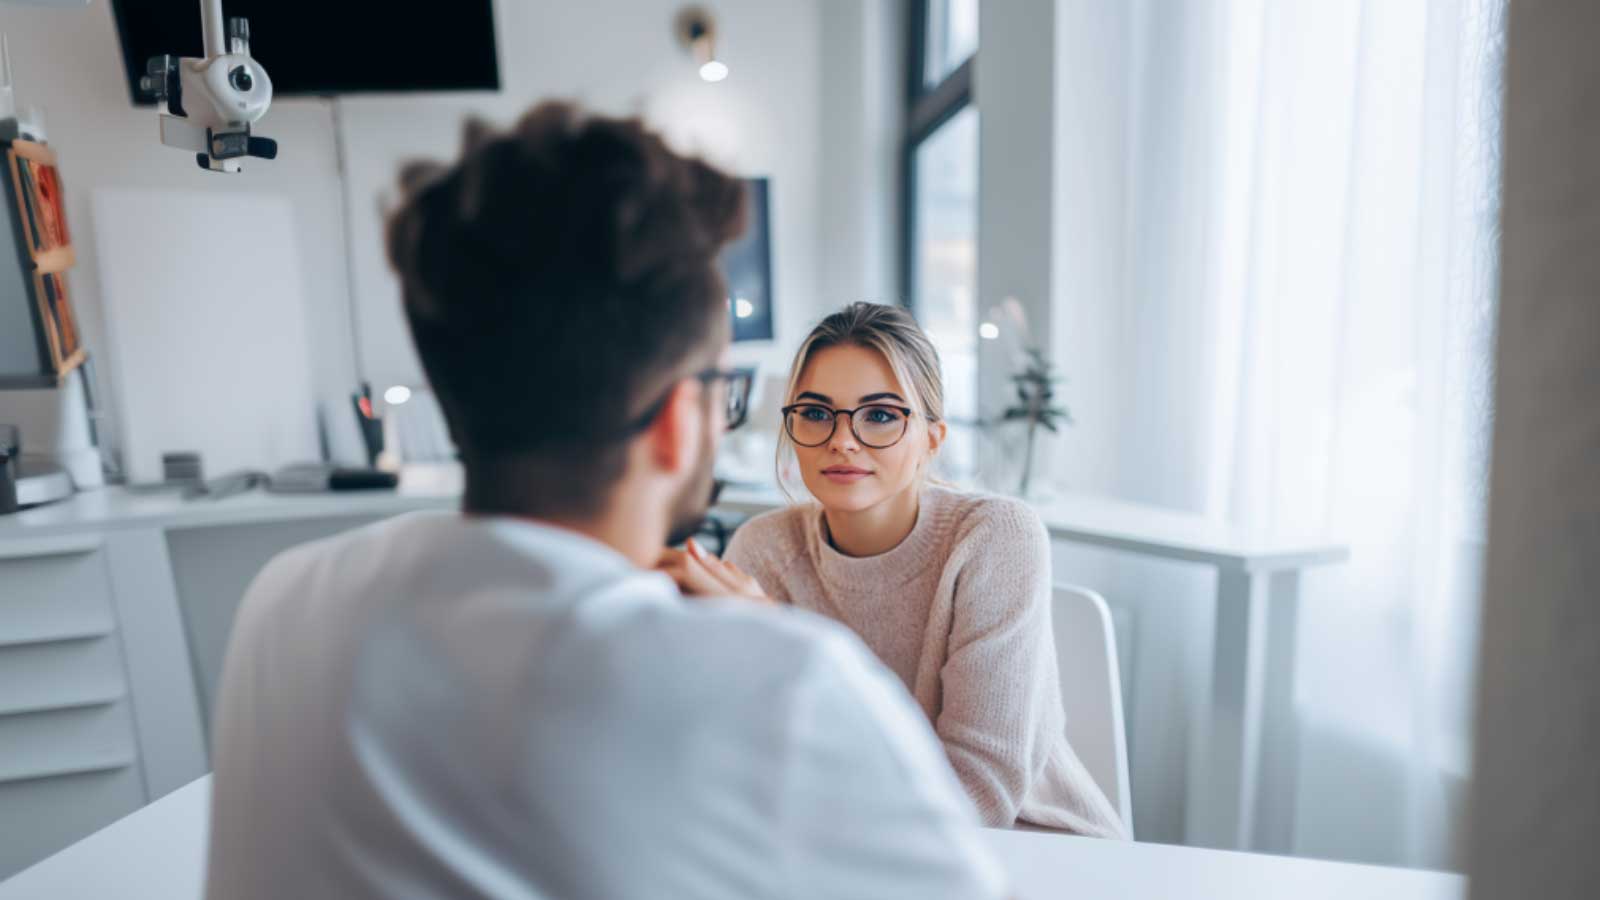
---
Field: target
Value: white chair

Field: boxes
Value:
[1051,585,1134,836]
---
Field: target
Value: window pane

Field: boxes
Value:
[924,0,979,88]
[911,105,979,477]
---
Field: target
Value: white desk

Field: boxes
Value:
[0,465,463,542]
[722,485,1349,851]
[0,775,1463,900]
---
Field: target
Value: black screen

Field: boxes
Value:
[723,178,774,343]
[109,1,500,104]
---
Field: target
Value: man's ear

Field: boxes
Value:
[644,378,701,476]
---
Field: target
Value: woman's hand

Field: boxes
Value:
[657,538,773,604]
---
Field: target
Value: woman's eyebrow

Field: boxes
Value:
[796,391,833,404]
[859,392,906,404]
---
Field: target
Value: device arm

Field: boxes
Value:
[200,0,226,60]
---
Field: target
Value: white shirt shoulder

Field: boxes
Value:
[208,512,1006,900]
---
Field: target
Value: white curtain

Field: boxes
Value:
[1107,0,1505,869]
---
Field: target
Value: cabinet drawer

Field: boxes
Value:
[0,543,115,647]
[0,701,137,784]
[0,765,145,880]
[0,635,127,717]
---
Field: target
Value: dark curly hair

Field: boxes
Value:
[386,101,747,517]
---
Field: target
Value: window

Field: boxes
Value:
[905,0,977,474]
[910,107,978,459]
[921,0,979,89]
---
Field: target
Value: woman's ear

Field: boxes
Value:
[925,417,947,457]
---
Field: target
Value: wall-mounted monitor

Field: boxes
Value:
[109,1,500,105]
[723,177,773,343]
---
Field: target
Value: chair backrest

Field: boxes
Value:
[1051,585,1134,835]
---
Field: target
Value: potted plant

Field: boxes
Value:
[1001,347,1072,498]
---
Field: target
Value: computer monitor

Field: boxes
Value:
[724,178,773,343]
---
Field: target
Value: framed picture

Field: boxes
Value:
[32,270,84,375]
[6,139,75,273]
[1,138,83,380]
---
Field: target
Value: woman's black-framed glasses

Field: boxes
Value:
[781,403,914,449]
[624,368,754,436]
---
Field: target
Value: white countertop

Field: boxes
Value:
[0,465,1346,573]
[0,466,463,543]
[0,775,1465,900]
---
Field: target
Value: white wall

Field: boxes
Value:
[976,0,1057,431]
[816,0,904,313]
[0,0,894,467]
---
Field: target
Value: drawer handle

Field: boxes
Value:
[0,688,126,719]
[0,755,136,786]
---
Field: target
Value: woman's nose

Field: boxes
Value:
[828,412,860,453]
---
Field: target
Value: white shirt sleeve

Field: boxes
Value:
[781,632,1010,900]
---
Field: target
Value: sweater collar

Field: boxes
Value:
[808,486,957,594]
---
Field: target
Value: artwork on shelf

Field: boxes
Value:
[31,163,70,252]
[6,139,75,273]
[1,138,84,381]
[33,269,83,375]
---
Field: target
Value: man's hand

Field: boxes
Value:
[657,538,773,604]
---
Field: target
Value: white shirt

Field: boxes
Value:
[205,512,1007,899]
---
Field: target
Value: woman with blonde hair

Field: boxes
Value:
[661,302,1126,838]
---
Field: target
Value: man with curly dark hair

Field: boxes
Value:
[204,102,1007,899]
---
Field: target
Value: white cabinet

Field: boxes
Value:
[0,537,145,878]
[0,482,457,878]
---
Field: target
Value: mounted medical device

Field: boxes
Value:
[139,0,277,173]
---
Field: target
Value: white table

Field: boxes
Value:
[721,486,1349,851]
[0,775,1463,900]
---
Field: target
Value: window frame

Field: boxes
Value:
[901,0,976,312]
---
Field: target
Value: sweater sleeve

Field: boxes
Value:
[934,499,1125,837]
[723,509,795,604]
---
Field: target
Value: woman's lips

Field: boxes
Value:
[821,466,872,484]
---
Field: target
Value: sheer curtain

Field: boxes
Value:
[1109,0,1505,868]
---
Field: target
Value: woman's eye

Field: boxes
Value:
[801,407,832,421]
[866,408,902,424]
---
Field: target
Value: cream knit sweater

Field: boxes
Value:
[725,485,1128,839]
